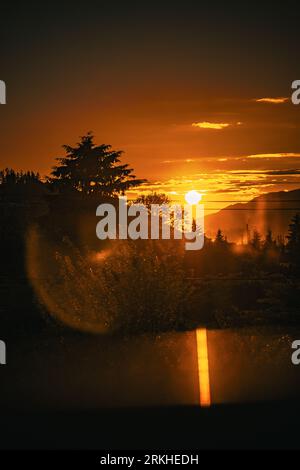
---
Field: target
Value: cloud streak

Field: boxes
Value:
[246,153,300,159]
[255,97,289,104]
[192,122,230,130]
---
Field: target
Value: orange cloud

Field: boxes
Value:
[255,97,289,104]
[192,122,230,130]
[247,153,300,159]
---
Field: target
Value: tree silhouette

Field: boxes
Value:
[286,213,300,260]
[134,192,171,209]
[215,228,225,244]
[250,229,261,250]
[49,133,146,196]
[0,168,44,201]
[0,168,41,185]
[264,229,276,250]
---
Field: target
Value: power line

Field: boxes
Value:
[205,208,300,211]
[203,200,300,203]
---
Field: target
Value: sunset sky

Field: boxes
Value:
[1,1,300,208]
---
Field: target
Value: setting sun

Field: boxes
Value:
[185,190,202,205]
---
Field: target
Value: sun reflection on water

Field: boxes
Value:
[196,328,211,407]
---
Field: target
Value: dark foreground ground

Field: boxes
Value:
[2,279,300,450]
[1,402,300,450]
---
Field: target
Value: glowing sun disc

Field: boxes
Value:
[185,190,202,205]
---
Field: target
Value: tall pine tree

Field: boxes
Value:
[50,133,145,196]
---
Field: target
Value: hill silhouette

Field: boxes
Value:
[205,188,300,242]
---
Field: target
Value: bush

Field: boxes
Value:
[29,233,192,334]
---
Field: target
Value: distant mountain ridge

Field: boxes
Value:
[205,188,300,242]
